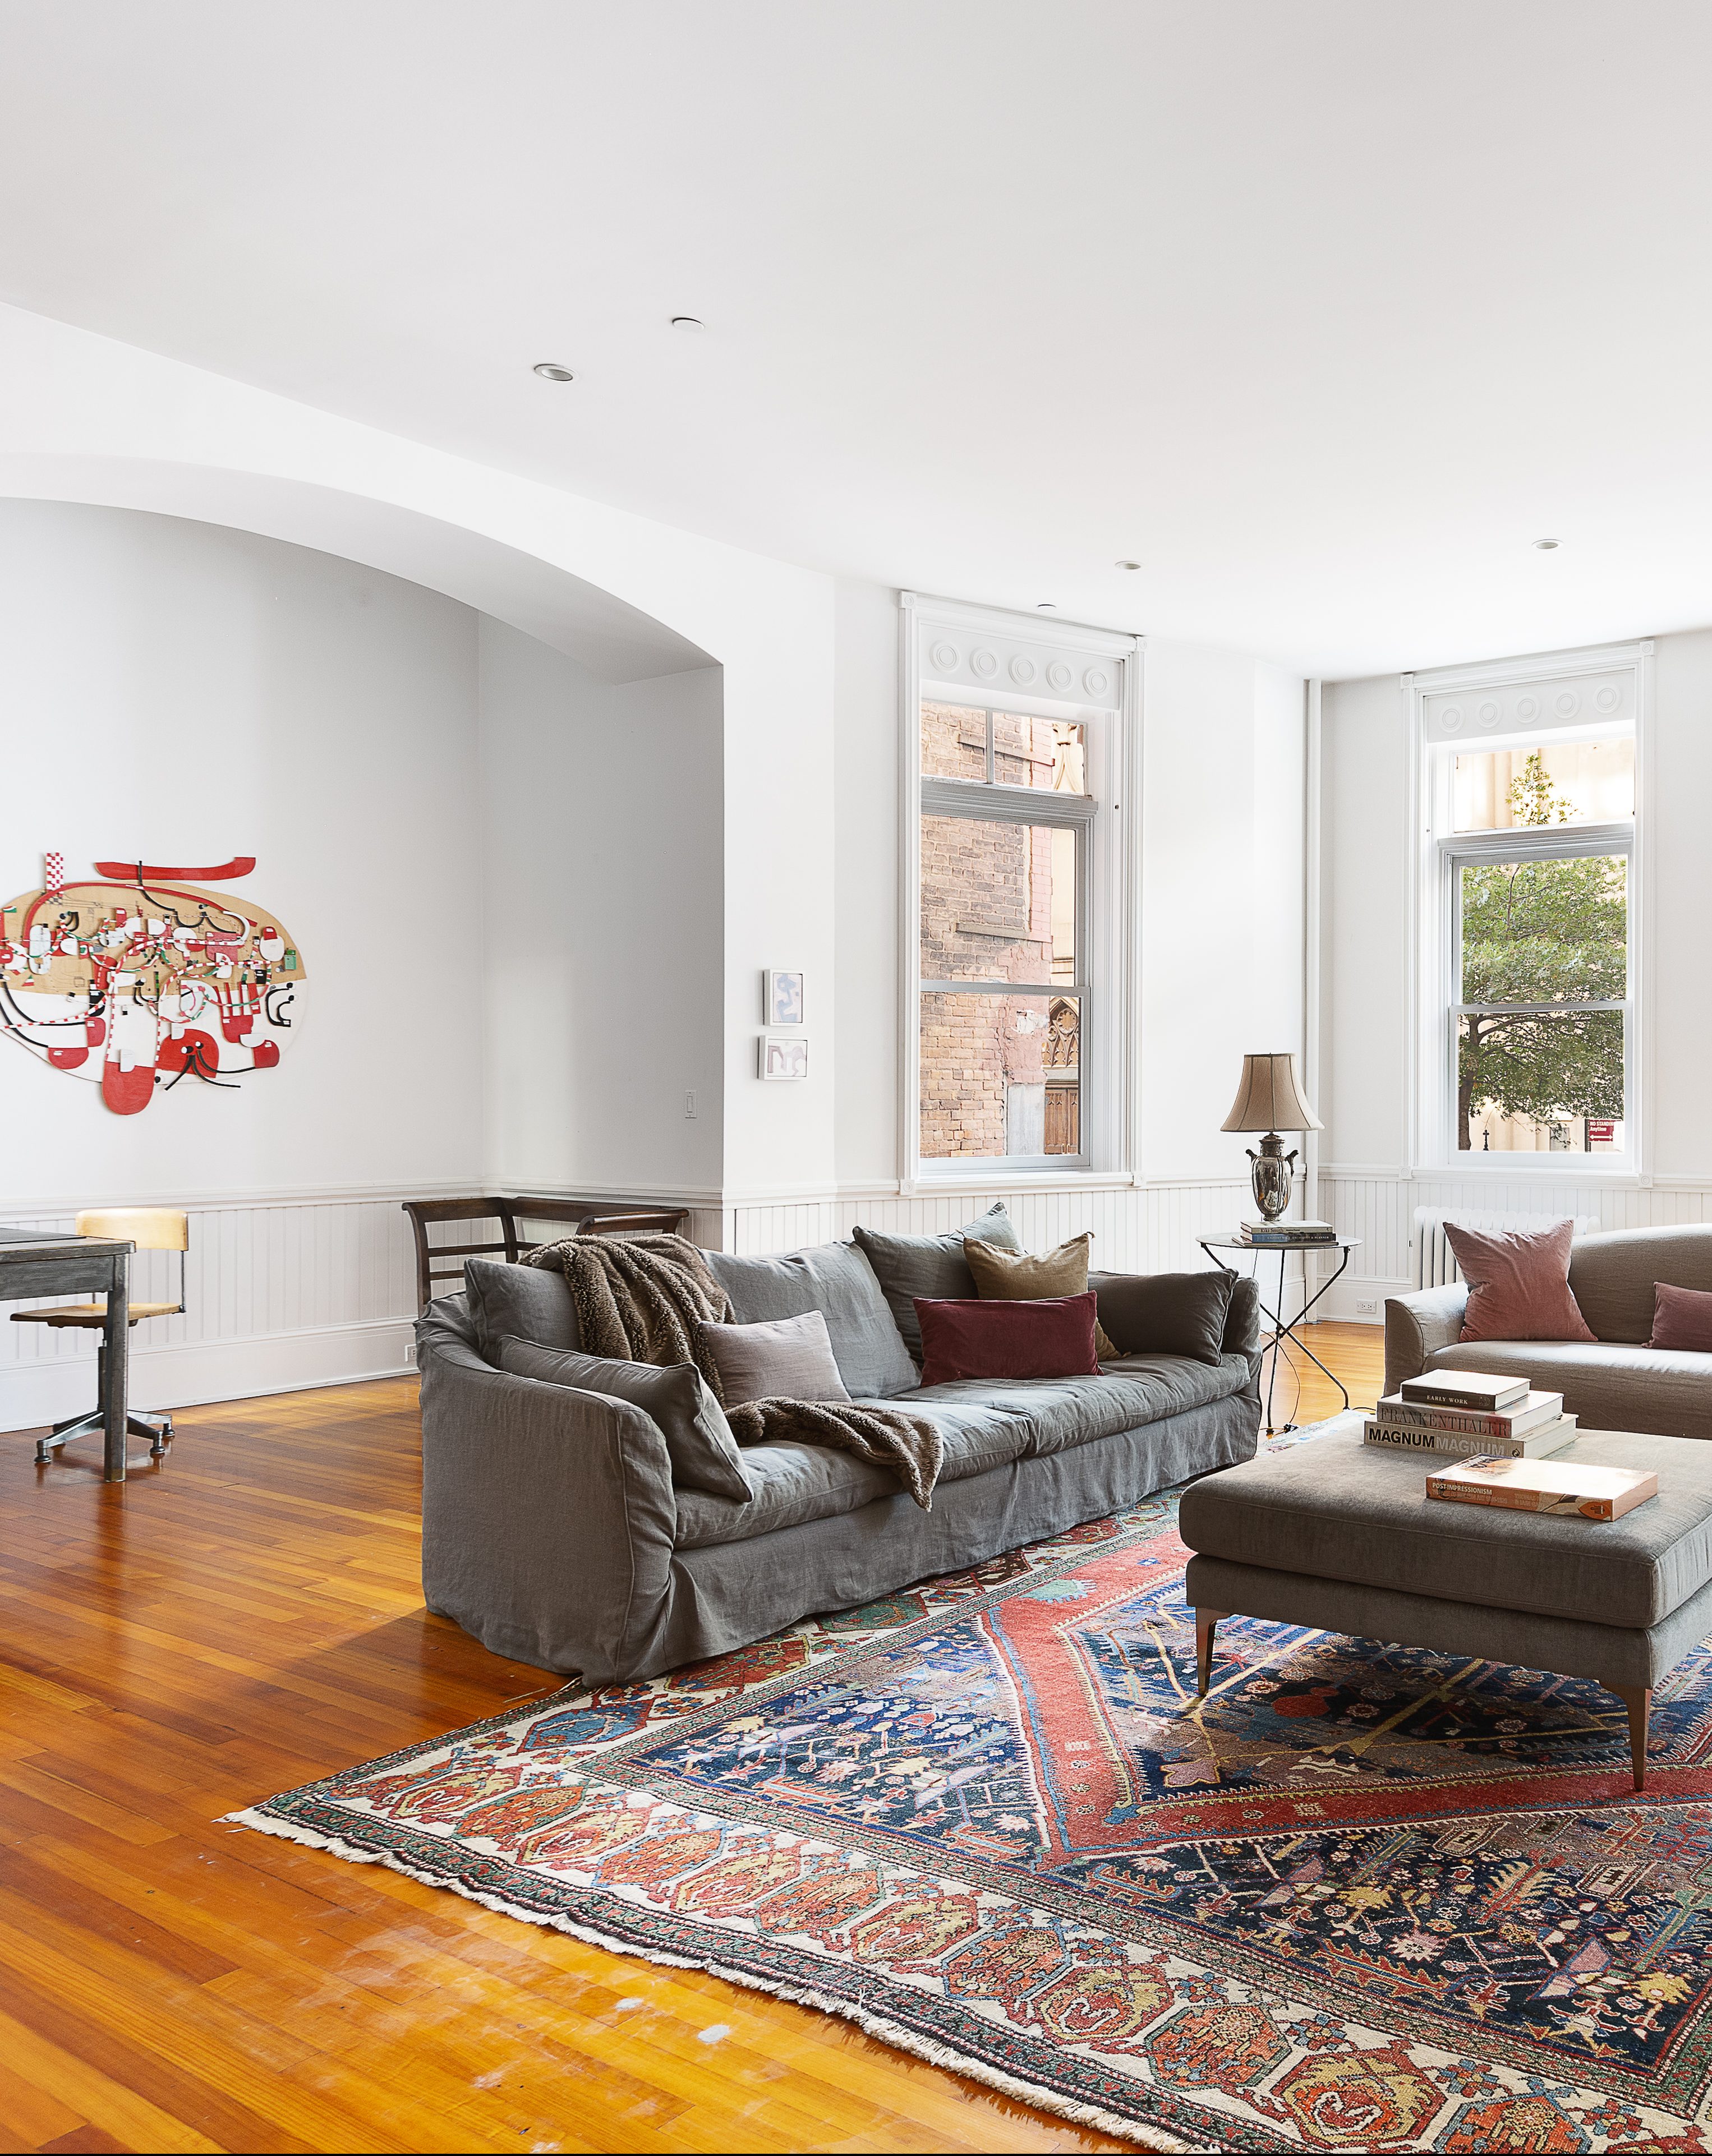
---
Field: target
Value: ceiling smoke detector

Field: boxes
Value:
[1116,559,1142,570]
[671,316,705,332]
[532,362,575,382]
[1533,537,1561,550]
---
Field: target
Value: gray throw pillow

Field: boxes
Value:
[851,1203,1023,1361]
[498,1335,752,1501]
[1090,1269,1235,1367]
[466,1257,580,1362]
[698,1309,852,1409]
[702,1240,919,1397]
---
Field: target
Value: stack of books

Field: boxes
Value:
[1364,1369,1577,1459]
[1237,1219,1338,1247]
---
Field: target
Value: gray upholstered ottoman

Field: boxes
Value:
[1179,1421,1712,1790]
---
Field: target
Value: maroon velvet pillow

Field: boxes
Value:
[1443,1219,1596,1344]
[1649,1281,1712,1352]
[914,1292,1102,1386]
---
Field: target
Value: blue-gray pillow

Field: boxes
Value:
[702,1240,919,1397]
[498,1335,752,1501]
[851,1203,1023,1362]
[466,1256,579,1362]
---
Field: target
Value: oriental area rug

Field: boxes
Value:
[228,1427,1712,2153]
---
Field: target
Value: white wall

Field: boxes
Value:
[476,618,724,1200]
[0,500,483,1425]
[1317,630,1712,1315]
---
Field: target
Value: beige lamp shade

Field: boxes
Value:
[1221,1052,1322,1135]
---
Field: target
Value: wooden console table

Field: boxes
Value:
[0,1227,134,1481]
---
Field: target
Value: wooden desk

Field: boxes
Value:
[0,1227,134,1481]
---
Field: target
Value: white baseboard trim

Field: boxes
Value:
[1310,1271,1413,1323]
[0,1315,415,1434]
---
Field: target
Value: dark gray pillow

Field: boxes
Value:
[465,1256,579,1362]
[702,1240,919,1398]
[697,1310,852,1409]
[852,1203,1023,1361]
[498,1335,752,1501]
[1090,1269,1235,1367]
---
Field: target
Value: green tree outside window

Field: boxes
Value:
[1457,753,1626,1150]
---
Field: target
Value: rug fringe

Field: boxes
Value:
[220,1807,1204,2153]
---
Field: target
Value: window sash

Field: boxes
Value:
[1442,821,1633,1154]
[919,797,1090,1166]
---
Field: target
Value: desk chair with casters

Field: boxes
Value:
[12,1208,188,1464]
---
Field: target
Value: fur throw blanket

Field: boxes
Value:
[524,1233,944,1508]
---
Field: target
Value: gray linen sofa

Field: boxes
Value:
[1384,1223,1712,1440]
[416,1236,1263,1683]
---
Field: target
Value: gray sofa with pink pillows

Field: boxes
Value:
[1384,1223,1712,1440]
[416,1207,1263,1683]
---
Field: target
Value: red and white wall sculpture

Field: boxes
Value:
[0,854,305,1115]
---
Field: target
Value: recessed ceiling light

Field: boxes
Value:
[532,362,575,381]
[1533,537,1560,550]
[1116,560,1142,571]
[1037,602,1057,611]
[671,316,705,332]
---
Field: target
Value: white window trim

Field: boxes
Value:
[1405,639,1653,1181]
[899,593,1140,1192]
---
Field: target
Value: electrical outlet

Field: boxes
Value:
[684,1090,698,1118]
[1355,1296,1377,1315]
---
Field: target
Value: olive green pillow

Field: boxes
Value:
[963,1232,1121,1362]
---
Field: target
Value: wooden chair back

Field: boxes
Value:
[576,1207,690,1240]
[75,1207,189,1316]
[401,1199,521,1315]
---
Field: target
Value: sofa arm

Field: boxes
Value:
[1223,1274,1263,1394]
[1383,1284,1469,1394]
[417,1311,679,1683]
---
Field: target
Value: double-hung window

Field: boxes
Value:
[903,598,1136,1182]
[1415,650,1644,1164]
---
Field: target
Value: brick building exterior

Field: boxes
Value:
[919,703,1080,1158]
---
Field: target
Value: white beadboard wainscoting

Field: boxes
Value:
[721,1180,1251,1269]
[0,1181,1253,1434]
[0,1193,426,1434]
[1313,1167,1712,1320]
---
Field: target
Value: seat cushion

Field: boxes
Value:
[850,1204,1021,1361]
[674,1440,919,1550]
[1426,1338,1712,1441]
[909,1353,1251,1461]
[701,1240,918,1397]
[1179,1422,1712,1631]
[464,1256,579,1361]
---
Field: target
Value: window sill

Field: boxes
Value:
[905,1167,1137,1197]
[1413,1156,1644,1184]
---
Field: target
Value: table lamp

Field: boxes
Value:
[1221,1052,1322,1221]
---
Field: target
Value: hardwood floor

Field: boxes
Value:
[0,1325,1383,2154]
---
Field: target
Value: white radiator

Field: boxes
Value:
[1412,1207,1603,1290]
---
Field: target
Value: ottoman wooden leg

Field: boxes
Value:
[1195,1610,1228,1698]
[1614,1685,1651,1791]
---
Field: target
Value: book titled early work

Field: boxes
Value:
[1400,1370,1530,1412]
[1364,1415,1576,1459]
[1425,1455,1658,1521]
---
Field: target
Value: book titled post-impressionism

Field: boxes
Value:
[1424,1455,1658,1522]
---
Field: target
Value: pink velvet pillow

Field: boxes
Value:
[1444,1219,1596,1344]
[1649,1281,1712,1352]
[914,1292,1102,1386]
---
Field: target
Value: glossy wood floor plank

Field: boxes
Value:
[0,1330,1380,2153]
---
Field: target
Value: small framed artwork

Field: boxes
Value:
[763,969,805,1028]
[760,1034,809,1081]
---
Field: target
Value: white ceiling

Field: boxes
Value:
[1,1,1710,678]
